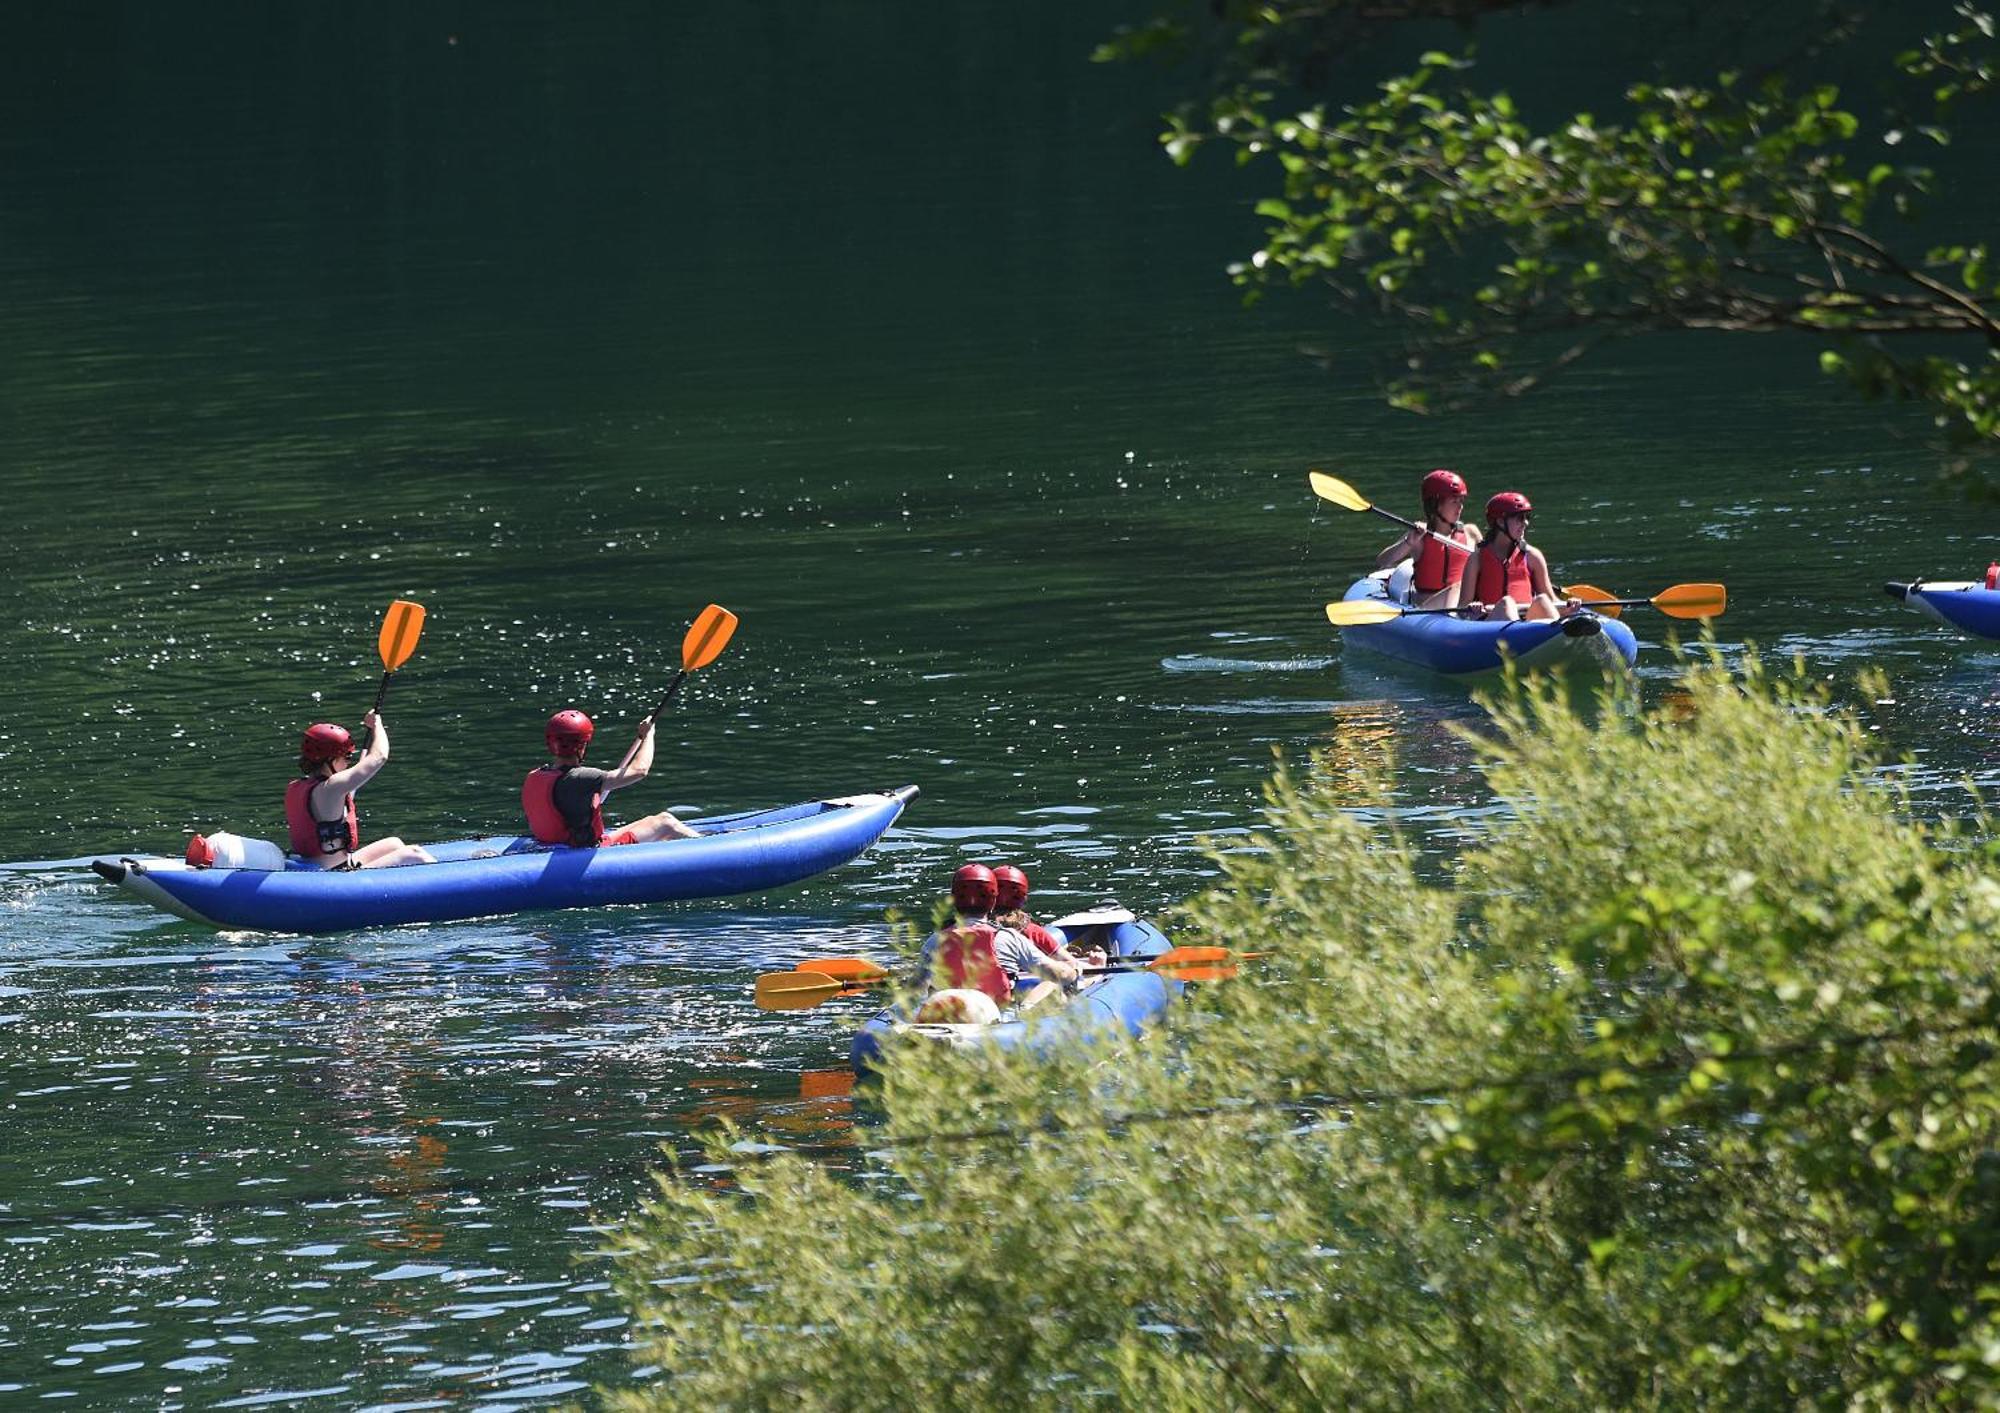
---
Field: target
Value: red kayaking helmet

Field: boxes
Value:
[545,709,595,754]
[992,865,1030,911]
[1420,468,1467,511]
[299,722,354,767]
[1486,490,1533,527]
[951,863,998,914]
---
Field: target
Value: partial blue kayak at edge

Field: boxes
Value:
[87,787,918,935]
[1885,581,2000,641]
[1337,571,1639,677]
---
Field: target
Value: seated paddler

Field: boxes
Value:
[1462,490,1580,623]
[915,863,1084,1010]
[522,709,700,849]
[991,864,1106,968]
[288,714,435,870]
[1374,468,1479,609]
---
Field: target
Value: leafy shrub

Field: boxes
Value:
[604,653,2000,1410]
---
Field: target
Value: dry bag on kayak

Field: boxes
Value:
[185,832,287,871]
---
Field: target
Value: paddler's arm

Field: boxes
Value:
[911,933,941,988]
[1031,948,1083,991]
[600,718,655,795]
[325,710,390,795]
[1373,527,1422,570]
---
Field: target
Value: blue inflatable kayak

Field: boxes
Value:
[89,787,917,934]
[1885,581,2000,640]
[1338,570,1638,677]
[849,909,1180,1076]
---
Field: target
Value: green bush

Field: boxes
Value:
[604,653,2000,1410]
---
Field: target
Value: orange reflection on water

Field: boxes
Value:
[369,1119,450,1255]
[800,1069,854,1100]
[1312,700,1404,808]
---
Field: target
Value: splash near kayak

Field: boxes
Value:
[90,787,917,934]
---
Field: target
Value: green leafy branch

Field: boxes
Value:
[1143,6,2000,460]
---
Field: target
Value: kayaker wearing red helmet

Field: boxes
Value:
[521,709,699,849]
[991,865,1061,957]
[916,863,1083,1008]
[286,714,436,870]
[1374,468,1481,609]
[1463,491,1579,623]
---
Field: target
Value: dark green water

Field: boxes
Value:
[1,5,1995,1406]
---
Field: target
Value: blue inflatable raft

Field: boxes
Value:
[1338,569,1638,677]
[1885,581,2000,641]
[89,787,917,934]
[849,909,1180,1076]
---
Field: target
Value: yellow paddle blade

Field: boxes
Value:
[1325,599,1405,627]
[1653,582,1727,619]
[377,600,426,672]
[681,604,739,672]
[1307,470,1372,512]
[1562,583,1624,620]
[796,957,890,983]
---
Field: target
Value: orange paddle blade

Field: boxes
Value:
[796,957,891,983]
[1156,963,1239,983]
[1653,582,1727,619]
[758,987,843,1012]
[681,604,739,672]
[754,970,844,1008]
[1307,470,1372,512]
[1147,945,1231,968]
[377,600,426,672]
[1562,583,1623,620]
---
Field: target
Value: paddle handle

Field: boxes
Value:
[1395,595,1631,618]
[1369,503,1467,555]
[648,670,689,723]
[354,670,397,748]
[614,670,689,774]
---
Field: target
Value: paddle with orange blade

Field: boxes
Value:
[1562,583,1726,621]
[617,603,739,771]
[753,946,1255,1011]
[358,600,426,748]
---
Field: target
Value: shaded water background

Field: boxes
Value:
[1,4,1996,1406]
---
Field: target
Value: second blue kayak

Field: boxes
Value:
[1885,581,2000,640]
[1338,572,1638,677]
[849,912,1180,1076]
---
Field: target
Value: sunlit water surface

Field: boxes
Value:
[2,4,1997,1406]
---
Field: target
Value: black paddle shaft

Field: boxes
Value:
[646,670,690,724]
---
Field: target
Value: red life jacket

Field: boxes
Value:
[285,777,359,860]
[522,766,604,847]
[932,923,1012,1005]
[1412,527,1474,594]
[1017,919,1061,957]
[1472,541,1533,606]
